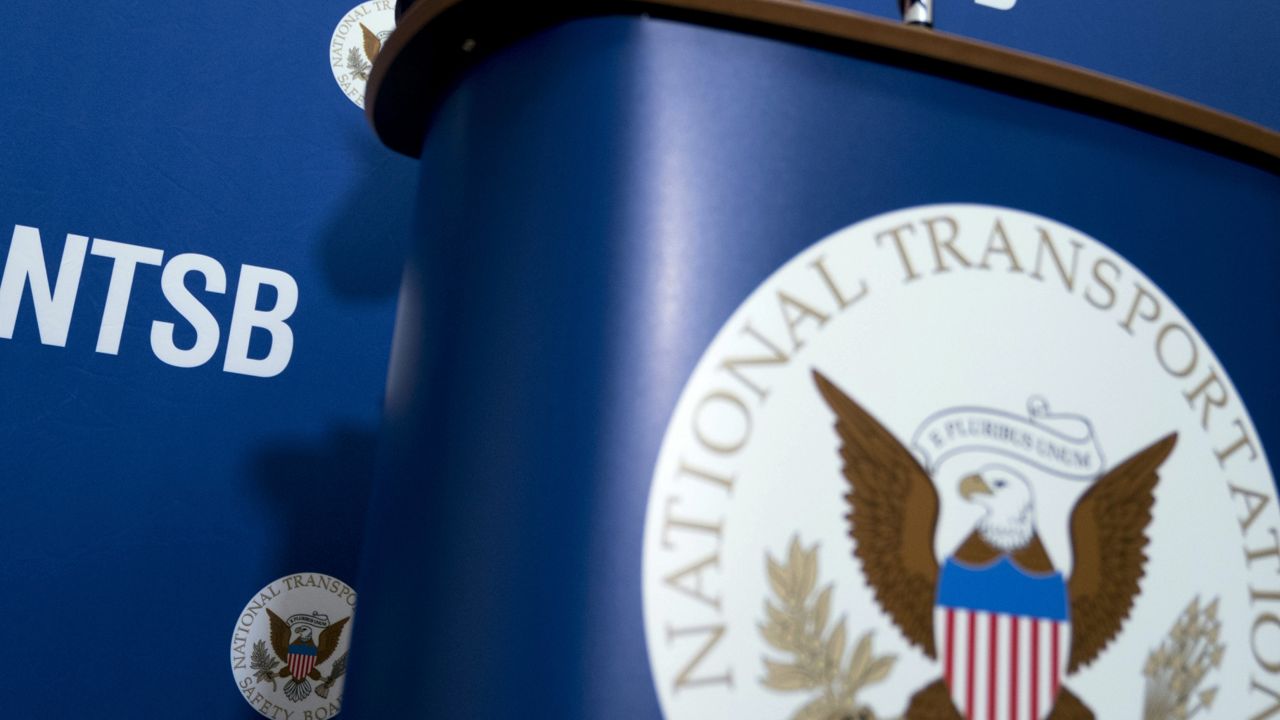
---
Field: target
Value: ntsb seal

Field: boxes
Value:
[641,204,1280,719]
[230,573,357,719]
[329,1,395,109]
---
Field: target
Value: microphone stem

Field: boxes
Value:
[901,0,933,27]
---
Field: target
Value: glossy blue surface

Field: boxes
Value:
[348,14,1279,717]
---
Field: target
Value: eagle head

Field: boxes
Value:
[958,464,1035,552]
[292,625,315,644]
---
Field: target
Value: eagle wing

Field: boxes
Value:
[316,616,351,665]
[360,23,382,61]
[813,370,940,658]
[265,607,291,662]
[1066,432,1177,673]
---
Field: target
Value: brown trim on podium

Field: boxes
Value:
[367,0,1280,172]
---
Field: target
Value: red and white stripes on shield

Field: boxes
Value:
[936,607,1070,720]
[288,652,318,680]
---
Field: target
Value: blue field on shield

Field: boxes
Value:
[937,557,1069,620]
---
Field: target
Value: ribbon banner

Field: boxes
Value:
[910,398,1105,480]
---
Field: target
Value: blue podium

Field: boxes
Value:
[348,2,1280,717]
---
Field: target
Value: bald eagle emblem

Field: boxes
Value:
[263,609,351,702]
[813,370,1177,720]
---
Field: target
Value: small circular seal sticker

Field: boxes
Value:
[230,573,357,719]
[642,204,1280,719]
[329,1,395,109]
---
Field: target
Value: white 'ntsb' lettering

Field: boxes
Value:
[0,224,298,378]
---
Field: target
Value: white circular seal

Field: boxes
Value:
[230,573,357,719]
[642,204,1280,719]
[329,1,396,109]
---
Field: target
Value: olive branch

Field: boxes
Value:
[1143,596,1224,720]
[250,639,282,691]
[314,652,348,700]
[760,536,896,720]
[347,47,371,81]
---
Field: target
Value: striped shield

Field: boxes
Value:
[287,643,319,681]
[934,557,1071,720]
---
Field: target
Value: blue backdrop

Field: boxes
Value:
[1,0,413,716]
[828,0,1280,131]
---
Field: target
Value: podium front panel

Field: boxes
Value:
[350,12,1280,719]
